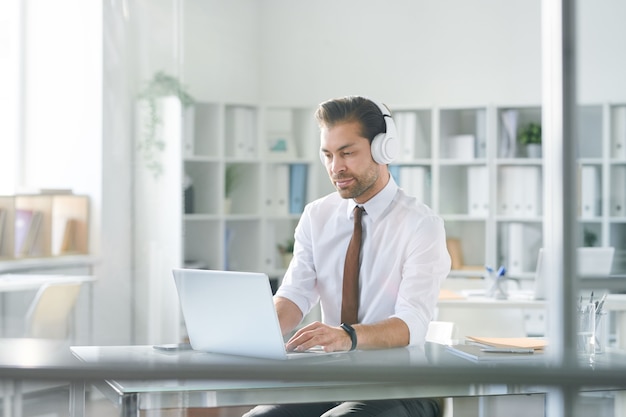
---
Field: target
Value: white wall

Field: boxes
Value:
[0,0,21,195]
[182,0,626,107]
[257,0,542,107]
[183,0,261,103]
[577,0,626,103]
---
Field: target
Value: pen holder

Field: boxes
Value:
[594,310,608,354]
[577,303,596,361]
[486,276,508,300]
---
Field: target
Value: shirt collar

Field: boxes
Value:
[346,174,399,222]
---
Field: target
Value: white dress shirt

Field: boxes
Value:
[276,175,451,346]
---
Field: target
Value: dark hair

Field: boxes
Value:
[314,96,387,143]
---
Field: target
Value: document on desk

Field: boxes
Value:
[445,343,543,363]
[466,336,547,350]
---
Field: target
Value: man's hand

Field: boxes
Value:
[285,321,352,352]
[286,318,410,352]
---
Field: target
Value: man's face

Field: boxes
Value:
[319,121,386,204]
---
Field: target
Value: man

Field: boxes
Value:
[244,96,451,417]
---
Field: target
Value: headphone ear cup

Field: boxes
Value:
[370,132,398,165]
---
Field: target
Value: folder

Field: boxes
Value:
[580,165,600,218]
[399,166,427,203]
[230,107,256,158]
[467,165,488,216]
[266,165,289,215]
[289,164,308,214]
[466,336,547,350]
[613,106,626,159]
[445,343,543,363]
[394,112,417,161]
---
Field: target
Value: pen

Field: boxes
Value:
[596,293,607,313]
[496,265,506,278]
[480,348,534,354]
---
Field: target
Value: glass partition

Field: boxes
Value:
[1,0,626,416]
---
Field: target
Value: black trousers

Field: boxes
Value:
[242,398,440,417]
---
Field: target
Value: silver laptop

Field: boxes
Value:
[172,268,331,360]
[533,247,615,300]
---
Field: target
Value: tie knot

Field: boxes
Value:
[353,205,364,222]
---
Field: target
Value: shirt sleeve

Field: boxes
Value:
[274,204,320,318]
[391,214,451,346]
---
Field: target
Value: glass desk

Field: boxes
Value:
[66,343,626,417]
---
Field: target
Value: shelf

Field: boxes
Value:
[0,194,90,260]
[579,276,626,291]
[169,100,626,283]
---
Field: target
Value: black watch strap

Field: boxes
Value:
[340,323,358,351]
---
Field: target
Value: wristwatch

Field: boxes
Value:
[340,323,358,351]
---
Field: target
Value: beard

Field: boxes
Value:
[332,163,380,200]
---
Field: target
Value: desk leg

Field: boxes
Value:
[70,381,86,417]
[616,312,626,350]
[13,380,23,417]
[121,393,138,417]
[614,391,626,417]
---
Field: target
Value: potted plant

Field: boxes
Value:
[517,122,542,158]
[277,238,294,268]
[138,71,195,178]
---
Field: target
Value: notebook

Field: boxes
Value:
[172,268,334,361]
[533,247,615,300]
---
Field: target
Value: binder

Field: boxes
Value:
[521,166,542,217]
[231,107,256,158]
[266,165,289,215]
[394,112,417,161]
[289,164,308,214]
[580,165,600,218]
[498,166,541,217]
[506,222,525,275]
[475,111,487,158]
[506,222,542,274]
[467,165,488,216]
[399,166,427,203]
[611,167,626,217]
[613,106,626,159]
[445,135,475,159]
[183,105,195,157]
[497,167,515,216]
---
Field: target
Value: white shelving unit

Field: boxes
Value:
[176,100,626,289]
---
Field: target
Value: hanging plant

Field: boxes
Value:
[137,71,195,178]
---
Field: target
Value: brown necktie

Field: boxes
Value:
[341,205,364,324]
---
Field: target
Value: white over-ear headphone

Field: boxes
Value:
[368,99,398,165]
[318,98,398,165]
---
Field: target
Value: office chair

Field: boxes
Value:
[24,281,83,339]
[1,282,84,417]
